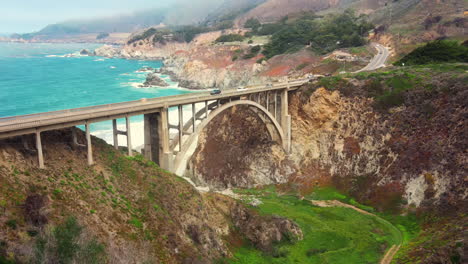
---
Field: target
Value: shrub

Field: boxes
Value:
[244,18,261,32]
[396,40,468,65]
[6,219,17,230]
[33,217,106,264]
[96,32,109,40]
[256,58,266,64]
[251,45,261,54]
[242,53,256,59]
[215,34,245,43]
[295,62,309,71]
[127,28,157,44]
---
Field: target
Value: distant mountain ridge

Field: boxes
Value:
[14,0,266,40]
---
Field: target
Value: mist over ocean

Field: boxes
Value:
[0,42,197,147]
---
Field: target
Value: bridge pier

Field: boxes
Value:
[112,119,118,149]
[281,89,291,153]
[126,117,132,157]
[35,131,45,169]
[85,123,93,166]
[144,108,172,171]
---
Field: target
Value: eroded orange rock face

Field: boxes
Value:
[189,73,467,213]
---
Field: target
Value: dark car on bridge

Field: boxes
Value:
[210,89,221,95]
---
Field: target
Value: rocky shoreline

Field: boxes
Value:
[90,43,277,90]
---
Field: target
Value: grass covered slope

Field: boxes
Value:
[0,129,232,263]
[223,187,406,264]
[395,40,468,66]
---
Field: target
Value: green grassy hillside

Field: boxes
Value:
[222,187,414,264]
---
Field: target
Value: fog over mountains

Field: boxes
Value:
[20,0,266,38]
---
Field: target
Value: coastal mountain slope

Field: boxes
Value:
[0,129,302,263]
[234,0,387,25]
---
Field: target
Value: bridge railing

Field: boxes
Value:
[0,80,308,128]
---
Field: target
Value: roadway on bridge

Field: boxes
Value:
[0,80,306,136]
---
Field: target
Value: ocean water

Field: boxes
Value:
[0,42,200,147]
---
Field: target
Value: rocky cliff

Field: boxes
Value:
[162,45,272,89]
[189,64,467,213]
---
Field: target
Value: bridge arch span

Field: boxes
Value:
[173,100,285,176]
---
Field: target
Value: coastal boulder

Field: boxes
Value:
[94,45,121,58]
[231,203,303,253]
[79,49,92,56]
[140,73,169,87]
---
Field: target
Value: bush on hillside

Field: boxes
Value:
[173,26,210,42]
[396,40,468,65]
[127,28,158,44]
[256,23,286,36]
[96,32,109,40]
[33,217,106,264]
[262,9,374,58]
[244,18,261,32]
[215,34,245,43]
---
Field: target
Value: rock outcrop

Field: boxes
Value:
[94,45,121,58]
[162,45,270,89]
[189,66,467,213]
[79,49,93,56]
[188,105,294,189]
[140,73,169,87]
[231,203,303,253]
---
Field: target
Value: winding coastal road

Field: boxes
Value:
[355,43,390,73]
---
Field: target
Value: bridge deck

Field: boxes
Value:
[0,80,306,139]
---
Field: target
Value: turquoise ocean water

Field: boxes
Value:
[0,42,197,145]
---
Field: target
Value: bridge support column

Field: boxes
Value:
[112,119,118,149]
[144,113,159,162]
[192,103,196,132]
[143,109,172,171]
[266,92,270,112]
[274,92,278,120]
[36,131,45,169]
[160,108,173,171]
[126,116,133,157]
[85,123,94,166]
[281,89,291,153]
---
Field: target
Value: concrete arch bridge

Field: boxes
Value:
[0,80,306,173]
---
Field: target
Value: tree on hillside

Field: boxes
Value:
[262,9,374,58]
[244,18,261,32]
[215,34,245,43]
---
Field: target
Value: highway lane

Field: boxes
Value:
[355,43,390,73]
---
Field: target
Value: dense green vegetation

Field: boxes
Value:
[223,186,412,264]
[96,32,109,40]
[128,28,158,44]
[317,63,468,111]
[244,18,262,32]
[216,34,246,43]
[34,217,106,264]
[127,25,213,44]
[258,10,373,58]
[396,40,468,65]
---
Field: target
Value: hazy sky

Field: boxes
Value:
[0,0,173,33]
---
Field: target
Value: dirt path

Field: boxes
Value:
[310,200,402,264]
